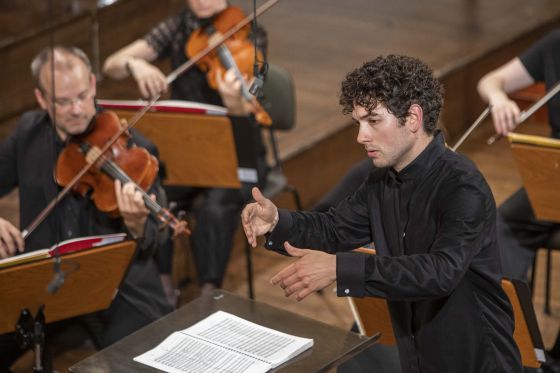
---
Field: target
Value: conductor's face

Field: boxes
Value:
[34,55,97,141]
[354,104,416,172]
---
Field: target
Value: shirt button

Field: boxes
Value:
[67,230,72,237]
[403,232,406,238]
[344,289,350,295]
[268,241,273,246]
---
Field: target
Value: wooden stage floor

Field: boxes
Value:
[3,0,560,370]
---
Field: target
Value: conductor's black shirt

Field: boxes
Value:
[266,132,522,373]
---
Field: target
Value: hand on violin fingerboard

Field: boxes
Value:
[216,68,253,116]
[115,180,150,239]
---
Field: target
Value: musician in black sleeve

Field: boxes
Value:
[478,29,560,365]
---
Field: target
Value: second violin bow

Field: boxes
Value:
[451,107,491,152]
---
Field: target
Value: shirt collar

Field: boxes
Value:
[394,130,445,183]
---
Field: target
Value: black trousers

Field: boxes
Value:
[165,184,255,287]
[497,188,558,280]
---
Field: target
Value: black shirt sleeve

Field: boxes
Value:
[0,122,19,197]
[519,30,560,82]
[143,13,183,59]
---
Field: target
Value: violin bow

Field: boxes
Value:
[451,106,491,152]
[451,80,560,152]
[22,0,280,240]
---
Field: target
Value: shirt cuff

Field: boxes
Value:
[264,209,293,255]
[336,252,367,297]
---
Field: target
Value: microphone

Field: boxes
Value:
[47,257,65,294]
[47,272,65,294]
[249,76,264,96]
[249,62,268,96]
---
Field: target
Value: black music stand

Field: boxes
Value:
[0,241,137,372]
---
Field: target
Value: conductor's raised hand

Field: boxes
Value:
[271,242,336,302]
[241,187,279,247]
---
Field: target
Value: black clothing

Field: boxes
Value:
[142,7,269,286]
[266,133,521,373]
[0,111,171,369]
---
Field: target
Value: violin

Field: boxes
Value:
[55,111,190,237]
[186,6,272,126]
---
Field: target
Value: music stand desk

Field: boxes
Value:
[70,290,378,372]
[0,240,137,335]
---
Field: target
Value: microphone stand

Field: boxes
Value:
[15,306,49,373]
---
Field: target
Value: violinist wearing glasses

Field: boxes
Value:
[103,0,269,295]
[0,46,171,371]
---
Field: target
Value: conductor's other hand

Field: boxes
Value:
[0,218,24,259]
[271,242,336,301]
[241,187,279,247]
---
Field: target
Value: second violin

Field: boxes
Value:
[186,5,272,125]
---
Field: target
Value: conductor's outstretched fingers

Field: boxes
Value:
[241,187,279,247]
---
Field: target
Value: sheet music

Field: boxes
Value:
[134,332,270,373]
[134,310,313,373]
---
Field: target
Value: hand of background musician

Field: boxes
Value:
[127,58,167,99]
[0,217,24,259]
[216,68,253,116]
[271,242,336,301]
[488,92,521,137]
[115,180,151,239]
[241,187,279,247]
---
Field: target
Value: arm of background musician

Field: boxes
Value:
[102,39,167,98]
[477,58,535,136]
[0,123,19,197]
[0,218,24,258]
[0,125,24,257]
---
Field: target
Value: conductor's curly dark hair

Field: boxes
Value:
[339,55,443,134]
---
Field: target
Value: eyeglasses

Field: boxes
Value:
[42,87,94,109]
